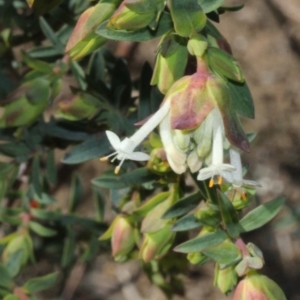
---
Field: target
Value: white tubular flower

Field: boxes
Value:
[100,101,171,174]
[222,148,259,199]
[197,109,235,187]
[159,112,187,174]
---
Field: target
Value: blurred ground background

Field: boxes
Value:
[43,0,300,299]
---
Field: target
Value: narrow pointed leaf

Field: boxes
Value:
[239,197,285,232]
[198,0,225,13]
[228,80,255,119]
[96,12,172,42]
[23,272,58,293]
[0,264,13,289]
[29,221,57,237]
[163,192,202,219]
[62,136,110,164]
[171,214,201,231]
[174,230,227,253]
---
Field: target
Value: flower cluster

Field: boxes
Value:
[100,55,257,192]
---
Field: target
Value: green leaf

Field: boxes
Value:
[92,174,127,190]
[28,46,63,58]
[217,191,241,238]
[174,230,227,253]
[169,0,206,37]
[96,12,173,42]
[171,214,201,232]
[30,208,57,220]
[134,192,169,218]
[5,248,27,277]
[29,221,57,237]
[239,197,285,232]
[218,4,244,14]
[68,174,83,213]
[30,156,42,197]
[138,62,153,120]
[0,142,32,160]
[3,294,19,300]
[0,264,13,289]
[81,235,100,262]
[228,80,255,119]
[118,167,158,186]
[42,122,90,141]
[202,239,242,265]
[39,17,64,51]
[197,0,225,13]
[22,52,53,74]
[111,59,132,108]
[23,272,58,294]
[46,150,57,186]
[62,136,109,164]
[70,61,87,91]
[61,230,76,268]
[163,192,201,219]
[93,189,105,221]
[92,168,158,189]
[88,49,106,83]
[207,47,244,82]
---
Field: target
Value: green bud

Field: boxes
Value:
[187,34,208,57]
[214,264,238,295]
[233,272,287,300]
[194,202,220,227]
[147,148,171,174]
[111,216,135,260]
[107,1,156,31]
[151,34,188,94]
[141,193,175,233]
[0,78,51,128]
[65,0,121,60]
[56,92,99,121]
[139,223,175,262]
[187,252,209,265]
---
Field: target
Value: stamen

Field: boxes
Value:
[100,151,118,162]
[209,178,214,188]
[218,176,223,185]
[99,157,109,162]
[114,166,121,174]
[114,156,126,174]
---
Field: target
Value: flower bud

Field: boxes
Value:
[56,93,99,121]
[214,264,238,295]
[187,34,208,57]
[0,78,50,128]
[66,0,121,60]
[151,34,188,94]
[111,216,135,261]
[194,202,220,227]
[107,2,156,31]
[147,148,171,174]
[187,252,208,265]
[233,272,287,300]
[139,223,175,262]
